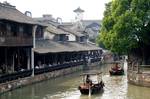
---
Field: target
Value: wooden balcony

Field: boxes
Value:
[0,36,33,46]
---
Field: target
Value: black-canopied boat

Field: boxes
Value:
[78,71,104,95]
[109,62,124,75]
[109,68,124,75]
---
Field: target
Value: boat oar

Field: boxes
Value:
[88,85,91,97]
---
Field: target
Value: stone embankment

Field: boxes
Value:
[128,70,150,87]
[0,61,101,94]
[0,65,83,94]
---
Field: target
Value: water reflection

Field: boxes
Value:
[0,63,150,99]
[127,84,150,99]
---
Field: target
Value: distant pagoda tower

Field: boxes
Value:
[73,7,84,21]
[73,7,84,31]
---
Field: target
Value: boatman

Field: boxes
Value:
[112,63,121,71]
[86,74,92,85]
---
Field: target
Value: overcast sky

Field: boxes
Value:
[0,0,111,22]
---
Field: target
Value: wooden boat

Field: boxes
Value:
[109,62,124,75]
[109,68,124,75]
[78,71,104,95]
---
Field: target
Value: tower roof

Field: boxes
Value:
[73,7,84,13]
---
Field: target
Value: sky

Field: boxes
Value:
[0,0,111,22]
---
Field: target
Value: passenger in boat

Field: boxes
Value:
[112,63,121,71]
[86,74,92,85]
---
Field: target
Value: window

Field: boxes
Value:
[36,26,43,38]
[80,36,85,42]
[59,34,64,41]
[65,35,69,41]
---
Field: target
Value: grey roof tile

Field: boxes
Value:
[0,2,36,24]
[34,39,101,53]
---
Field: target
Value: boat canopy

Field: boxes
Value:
[81,70,102,76]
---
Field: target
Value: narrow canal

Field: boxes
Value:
[0,62,150,99]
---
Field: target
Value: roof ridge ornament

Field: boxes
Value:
[0,1,16,9]
[73,7,84,13]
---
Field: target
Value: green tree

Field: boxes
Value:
[97,0,150,64]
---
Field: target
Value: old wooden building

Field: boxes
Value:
[33,23,102,71]
[0,2,45,75]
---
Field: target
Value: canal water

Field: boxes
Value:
[0,62,150,99]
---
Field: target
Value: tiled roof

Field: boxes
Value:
[81,20,101,27]
[46,25,69,35]
[58,25,84,37]
[0,2,36,24]
[34,39,101,53]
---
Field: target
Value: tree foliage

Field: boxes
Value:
[98,0,150,59]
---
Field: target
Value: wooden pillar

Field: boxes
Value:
[27,48,31,70]
[43,54,46,65]
[75,52,77,61]
[83,51,87,67]
[65,53,67,62]
[72,52,74,62]
[60,53,62,63]
[99,50,101,57]
[62,53,65,63]
[49,54,52,65]
[31,25,37,77]
[89,51,91,58]
[92,50,94,58]
[76,52,78,61]
[61,53,63,64]
[17,48,20,67]
[12,53,15,72]
[94,50,96,58]
[98,50,100,57]
[54,53,58,64]
[81,52,83,60]
[78,52,81,61]
[97,50,99,57]
[5,47,8,73]
[95,50,97,58]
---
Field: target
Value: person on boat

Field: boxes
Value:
[86,74,92,85]
[111,63,121,71]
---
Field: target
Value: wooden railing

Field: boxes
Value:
[0,36,33,46]
[0,61,84,83]
[128,64,150,73]
[0,70,32,83]
[91,57,101,63]
[0,58,102,84]
[128,65,138,71]
[34,61,84,75]
[139,65,150,73]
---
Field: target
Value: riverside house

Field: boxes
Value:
[0,2,46,83]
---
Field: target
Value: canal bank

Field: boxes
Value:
[126,56,150,87]
[102,53,150,88]
[0,64,83,94]
[1,63,150,99]
[0,61,100,94]
[127,71,150,87]
[127,65,150,87]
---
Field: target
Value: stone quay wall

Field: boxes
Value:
[0,65,83,94]
[127,70,150,87]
